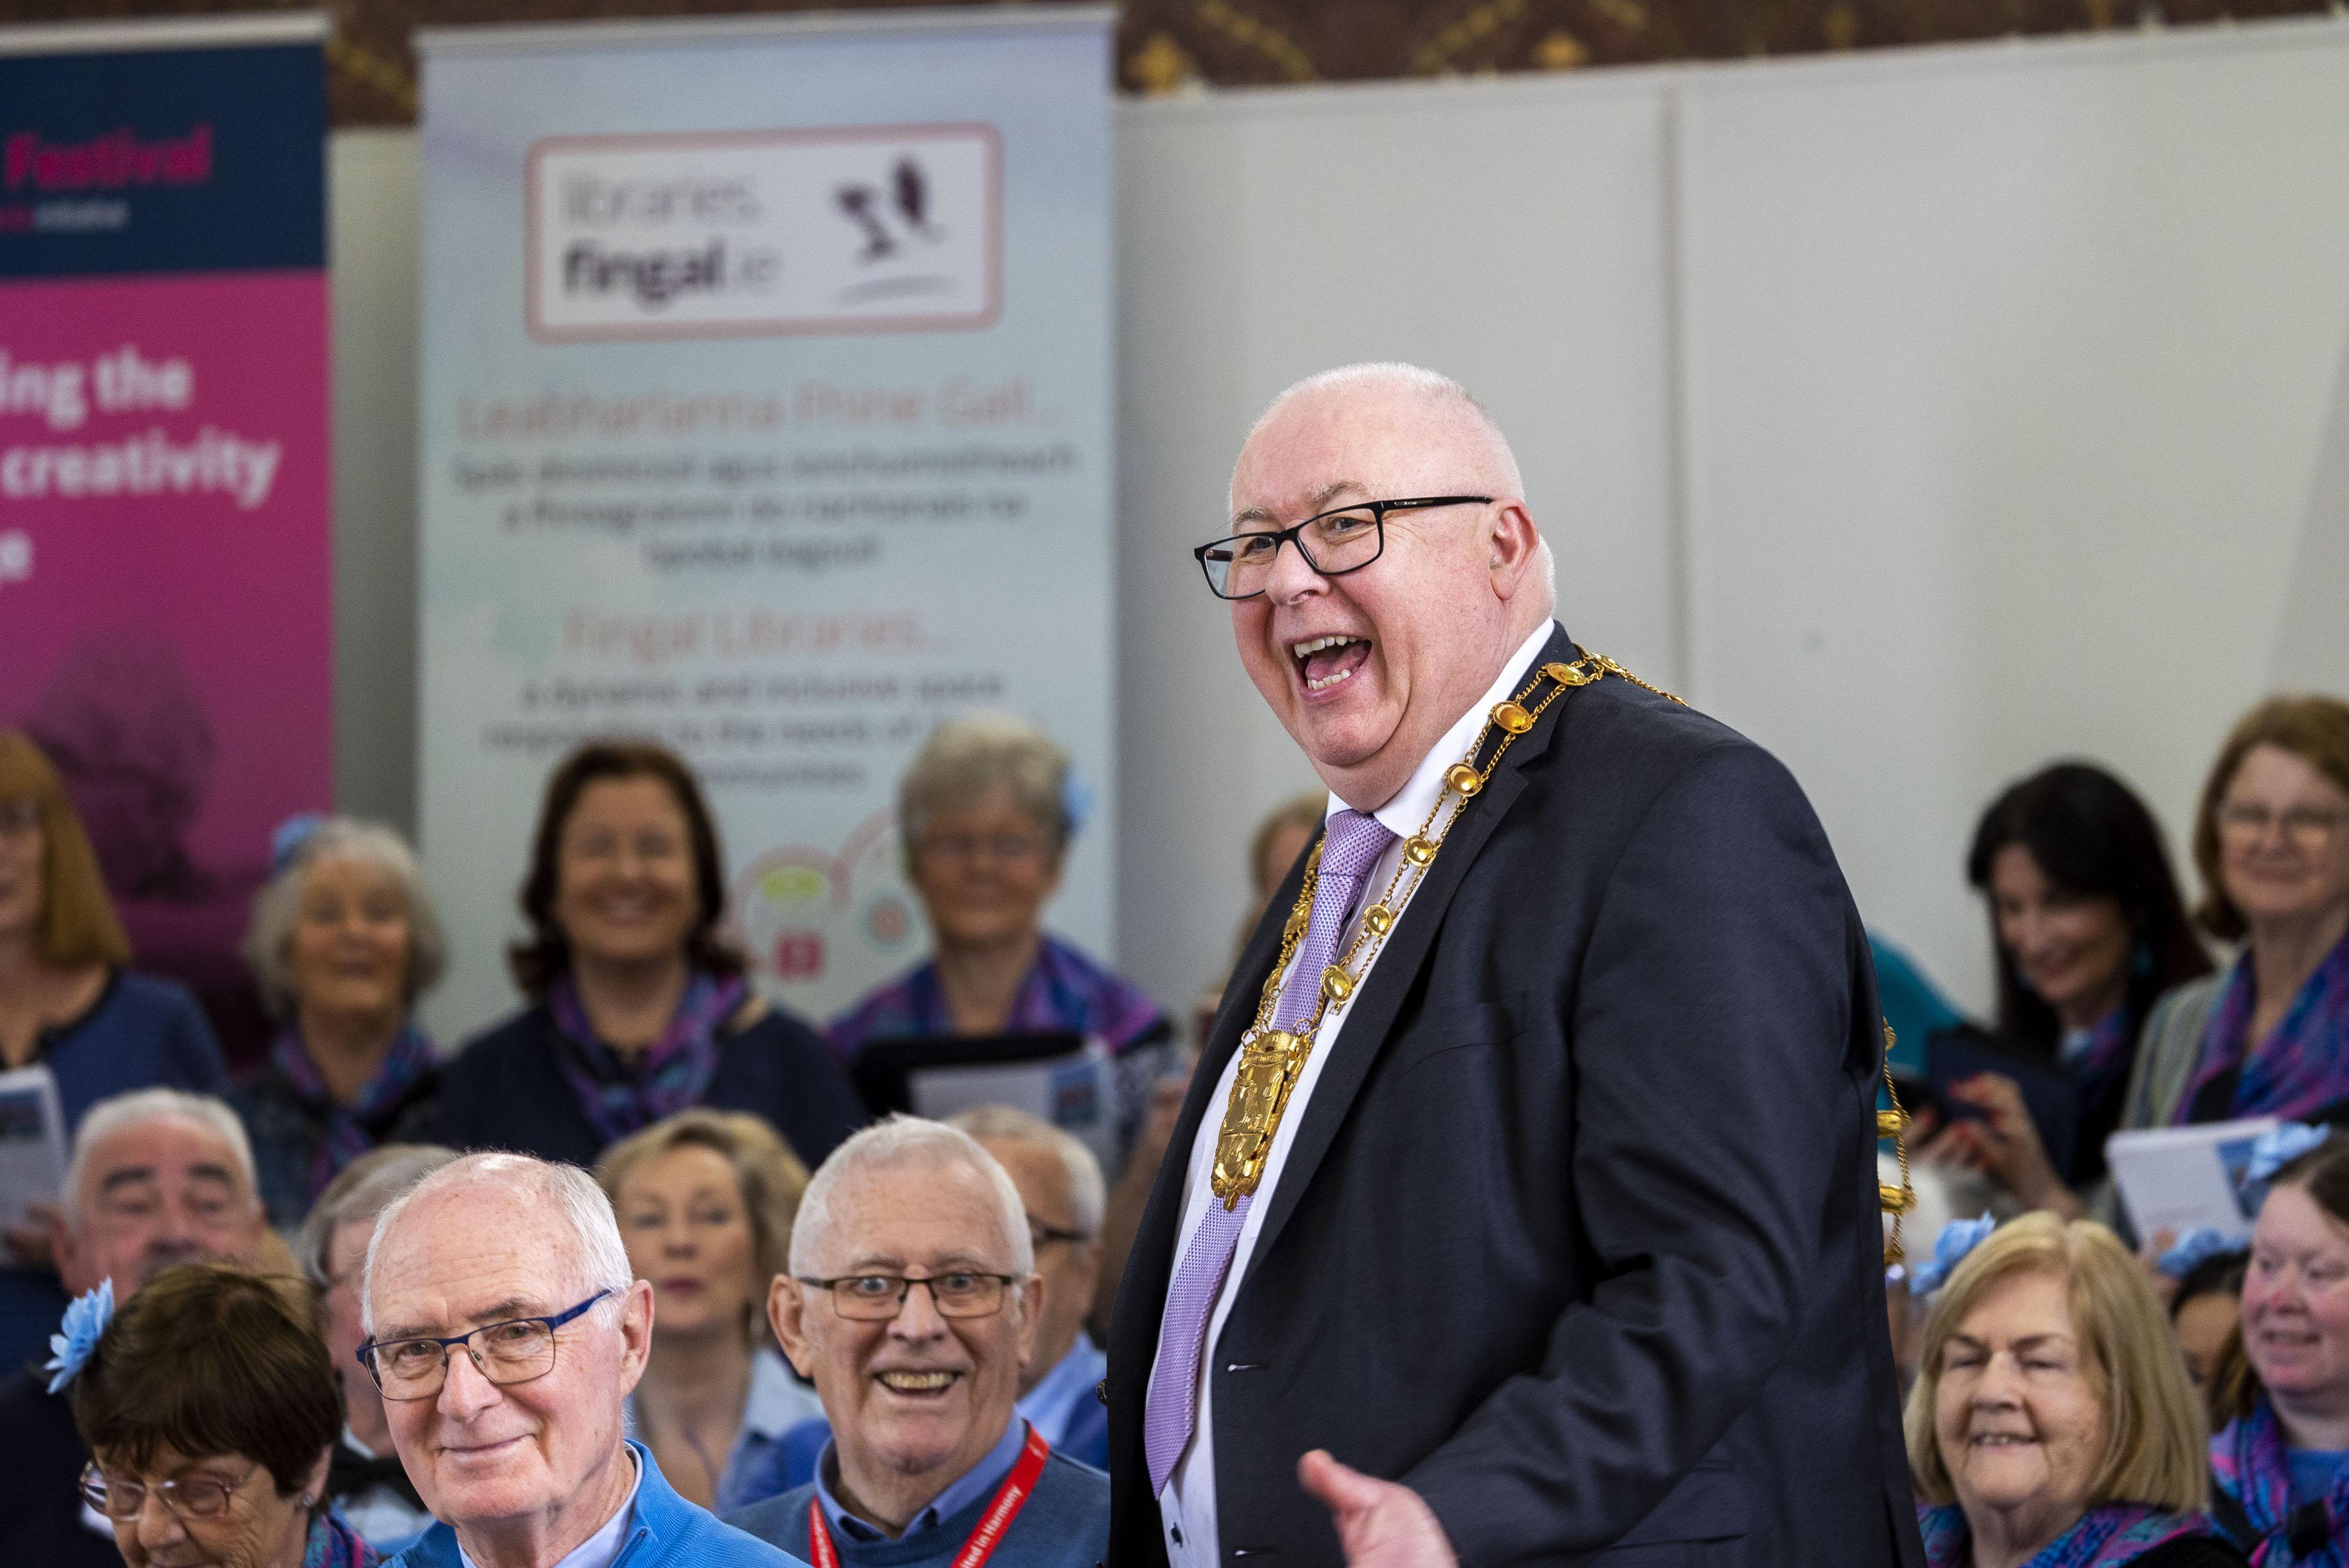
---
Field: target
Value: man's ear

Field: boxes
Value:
[1485,502,1543,601]
[771,1275,815,1379]
[1014,1275,1043,1377]
[51,1206,91,1296]
[613,1279,655,1397]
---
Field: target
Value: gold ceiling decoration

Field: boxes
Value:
[0,0,2324,125]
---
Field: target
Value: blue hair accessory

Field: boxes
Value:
[2158,1226,2247,1279]
[2245,1123,2330,1186]
[43,1278,113,1394]
[1909,1213,1997,1298]
[269,812,329,877]
[1060,768,1093,838]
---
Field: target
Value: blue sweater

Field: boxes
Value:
[728,1450,1108,1568]
[36,968,225,1134]
[389,1441,806,1568]
[431,1001,866,1170]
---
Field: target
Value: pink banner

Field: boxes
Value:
[0,269,331,1050]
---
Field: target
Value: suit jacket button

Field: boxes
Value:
[1096,1377,1108,1406]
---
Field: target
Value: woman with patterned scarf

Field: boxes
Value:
[2209,1132,2349,1566]
[2120,696,2349,1135]
[228,818,448,1230]
[1907,1212,2244,1567]
[436,740,866,1172]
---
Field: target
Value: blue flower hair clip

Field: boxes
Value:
[1909,1213,1997,1298]
[2158,1226,2248,1280]
[270,812,329,877]
[1060,768,1093,839]
[2245,1123,2331,1186]
[44,1278,113,1394]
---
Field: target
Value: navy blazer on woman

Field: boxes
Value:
[433,1000,866,1170]
[1104,624,1924,1567]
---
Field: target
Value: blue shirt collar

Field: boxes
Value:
[1015,1332,1103,1449]
[813,1416,1029,1543]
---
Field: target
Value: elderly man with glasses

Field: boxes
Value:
[1109,363,1925,1567]
[0,1087,269,1568]
[360,1150,800,1568]
[729,1116,1108,1568]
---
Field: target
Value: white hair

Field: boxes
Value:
[65,1088,256,1228]
[945,1105,1105,1239]
[1246,361,1554,619]
[242,817,448,1019]
[361,1151,633,1337]
[789,1115,1034,1279]
[296,1143,459,1288]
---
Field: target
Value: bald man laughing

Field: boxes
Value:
[1106,363,1924,1568]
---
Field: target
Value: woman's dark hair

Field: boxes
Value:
[72,1262,338,1497]
[2169,1249,2248,1321]
[2216,1135,2349,1424]
[1966,762,2212,1052]
[508,740,744,998]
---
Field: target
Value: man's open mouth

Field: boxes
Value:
[876,1369,961,1397]
[1289,634,1371,693]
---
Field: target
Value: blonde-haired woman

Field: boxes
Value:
[598,1107,823,1512]
[1907,1212,2242,1567]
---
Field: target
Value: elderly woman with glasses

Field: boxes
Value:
[2117,696,2349,1132]
[1906,1213,2241,1567]
[828,713,1171,1176]
[229,819,449,1230]
[68,1261,372,1568]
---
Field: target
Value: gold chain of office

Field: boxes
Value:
[1208,650,1683,1209]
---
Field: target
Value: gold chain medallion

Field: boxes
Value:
[1207,649,1682,1207]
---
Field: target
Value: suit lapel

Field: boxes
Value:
[1239,623,1585,1282]
[1108,830,1320,1385]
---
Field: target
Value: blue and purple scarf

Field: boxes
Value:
[547,970,747,1147]
[1917,1502,2220,1567]
[270,1024,438,1206]
[2213,1396,2349,1566]
[2176,931,2349,1126]
[825,933,1166,1062]
[304,1511,377,1568]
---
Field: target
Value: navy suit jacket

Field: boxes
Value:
[1104,625,1925,1567]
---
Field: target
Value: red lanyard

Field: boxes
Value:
[808,1424,1051,1568]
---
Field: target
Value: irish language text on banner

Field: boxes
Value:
[0,19,332,1070]
[416,11,1115,1040]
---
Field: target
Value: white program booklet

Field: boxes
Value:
[2105,1115,2278,1240]
[0,1064,68,1233]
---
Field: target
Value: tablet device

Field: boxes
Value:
[853,1032,1119,1171]
[1926,1025,2080,1181]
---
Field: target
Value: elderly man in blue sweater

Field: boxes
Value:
[365,1151,803,1568]
[730,1117,1108,1568]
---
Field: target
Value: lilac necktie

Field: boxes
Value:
[1143,808,1397,1496]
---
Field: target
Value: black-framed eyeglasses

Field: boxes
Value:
[1192,495,1493,600]
[1027,1213,1091,1250]
[356,1288,612,1401]
[797,1271,1021,1322]
[80,1461,258,1522]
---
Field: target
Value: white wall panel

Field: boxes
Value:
[1112,74,1678,1019]
[1677,18,2349,1013]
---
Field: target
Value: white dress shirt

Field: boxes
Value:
[1151,623,1552,1568]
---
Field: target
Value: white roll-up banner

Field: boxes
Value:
[415,8,1115,1041]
